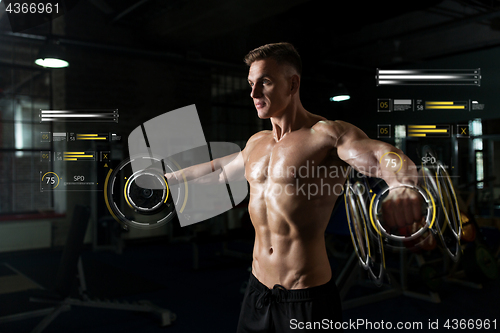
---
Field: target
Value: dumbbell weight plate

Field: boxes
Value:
[345,177,386,286]
[105,155,181,229]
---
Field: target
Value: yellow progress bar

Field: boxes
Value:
[408,125,436,128]
[64,155,94,158]
[409,134,426,137]
[64,158,78,161]
[64,152,85,154]
[77,134,99,136]
[408,129,448,133]
[426,106,465,109]
[425,101,454,105]
[77,137,107,140]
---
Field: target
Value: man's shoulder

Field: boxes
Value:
[312,120,367,146]
[312,119,350,137]
[242,130,272,153]
[247,130,272,144]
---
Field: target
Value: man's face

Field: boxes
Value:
[248,58,294,119]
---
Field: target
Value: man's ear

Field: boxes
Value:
[290,74,300,95]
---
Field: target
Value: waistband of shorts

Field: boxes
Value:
[248,272,336,301]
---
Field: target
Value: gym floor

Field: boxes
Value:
[0,237,498,333]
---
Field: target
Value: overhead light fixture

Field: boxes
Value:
[35,41,69,68]
[330,84,350,102]
[330,95,350,102]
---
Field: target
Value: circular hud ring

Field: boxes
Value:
[125,171,168,214]
[345,178,386,286]
[345,182,370,269]
[371,184,436,242]
[105,155,180,229]
[436,163,462,240]
[420,146,462,261]
[434,163,462,261]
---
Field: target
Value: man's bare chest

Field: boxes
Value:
[245,133,344,185]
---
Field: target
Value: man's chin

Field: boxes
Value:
[256,109,271,119]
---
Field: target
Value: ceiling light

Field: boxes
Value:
[330,95,350,102]
[330,84,350,102]
[35,41,69,68]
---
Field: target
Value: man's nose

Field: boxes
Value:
[250,85,262,98]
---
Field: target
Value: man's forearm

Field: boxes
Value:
[377,144,418,187]
[166,161,213,185]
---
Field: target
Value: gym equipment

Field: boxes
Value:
[460,212,476,243]
[336,248,442,309]
[125,105,247,227]
[104,155,179,229]
[345,148,463,284]
[442,211,499,290]
[463,244,499,282]
[105,146,247,230]
[339,145,500,308]
[344,177,386,286]
[419,264,442,292]
[0,205,176,332]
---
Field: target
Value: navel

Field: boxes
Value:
[269,247,273,255]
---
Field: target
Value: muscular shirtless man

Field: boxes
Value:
[166,43,422,332]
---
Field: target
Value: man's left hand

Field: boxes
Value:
[381,186,423,236]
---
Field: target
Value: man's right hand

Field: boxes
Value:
[381,186,423,236]
[164,172,179,186]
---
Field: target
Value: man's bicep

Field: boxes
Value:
[217,151,245,182]
[326,121,418,186]
[325,120,386,179]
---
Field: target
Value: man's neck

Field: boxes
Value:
[270,102,309,142]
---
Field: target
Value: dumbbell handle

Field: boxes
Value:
[370,184,437,242]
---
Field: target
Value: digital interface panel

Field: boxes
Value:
[373,67,487,177]
[38,110,120,193]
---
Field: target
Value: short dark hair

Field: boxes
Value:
[244,42,302,76]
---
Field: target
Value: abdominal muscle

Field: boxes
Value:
[248,182,340,290]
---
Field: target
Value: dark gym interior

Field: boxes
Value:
[0,0,499,332]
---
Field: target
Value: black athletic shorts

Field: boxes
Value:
[236,272,343,332]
